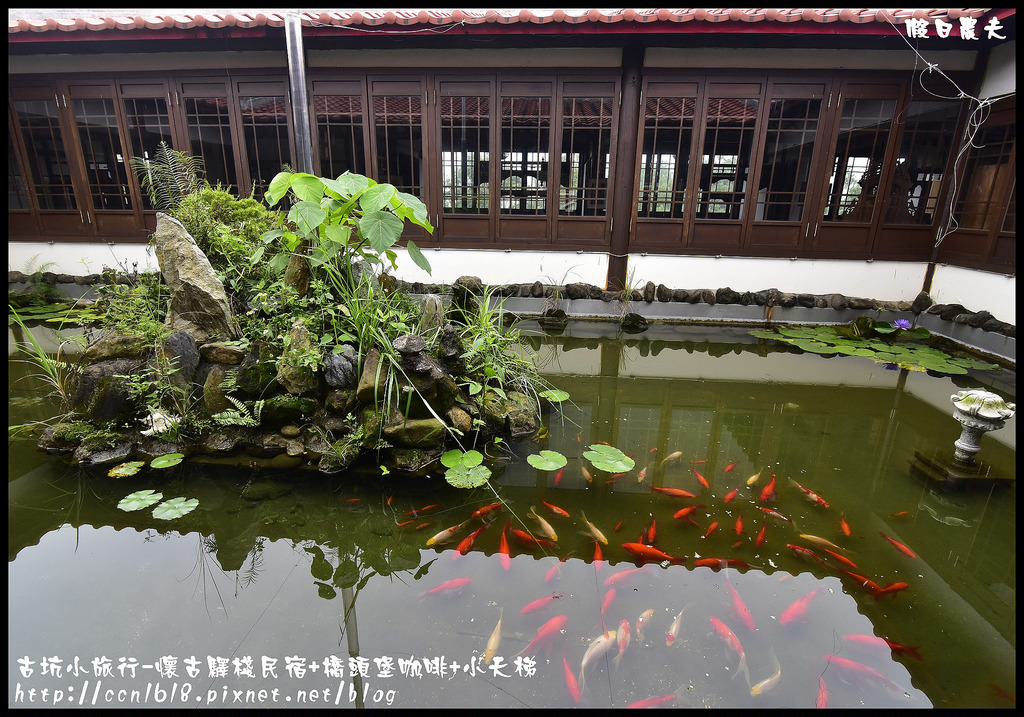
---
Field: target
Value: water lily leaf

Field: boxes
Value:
[792,340,836,354]
[441,449,464,468]
[527,450,568,471]
[117,489,163,512]
[539,389,570,403]
[150,453,184,469]
[152,497,200,520]
[584,444,635,473]
[750,330,778,340]
[108,461,145,478]
[445,464,491,489]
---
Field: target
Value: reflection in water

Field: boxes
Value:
[8,326,1015,708]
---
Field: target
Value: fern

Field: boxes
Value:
[130,141,205,211]
[212,396,263,427]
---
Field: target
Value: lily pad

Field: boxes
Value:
[150,453,184,469]
[527,450,568,471]
[152,497,200,520]
[108,461,146,478]
[117,489,163,512]
[444,463,491,489]
[539,389,570,403]
[583,444,635,473]
[441,449,484,469]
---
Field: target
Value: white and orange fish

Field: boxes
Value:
[658,450,684,469]
[709,616,750,686]
[425,521,467,547]
[635,608,655,644]
[790,479,830,508]
[665,604,691,647]
[578,629,617,695]
[613,618,631,667]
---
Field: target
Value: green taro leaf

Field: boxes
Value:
[583,444,635,473]
[527,450,568,471]
[360,183,397,213]
[404,240,432,275]
[150,453,184,469]
[118,489,163,512]
[359,211,405,254]
[288,201,327,236]
[108,461,146,478]
[152,497,200,520]
[290,173,326,203]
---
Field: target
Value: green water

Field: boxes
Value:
[8,323,1015,708]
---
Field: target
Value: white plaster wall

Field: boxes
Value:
[388,248,609,287]
[929,264,1016,325]
[9,241,160,276]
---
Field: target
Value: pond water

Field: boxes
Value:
[8,322,1016,709]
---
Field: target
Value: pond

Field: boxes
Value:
[8,321,1015,709]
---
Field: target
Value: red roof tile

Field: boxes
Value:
[8,9,1006,38]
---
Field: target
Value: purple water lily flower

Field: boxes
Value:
[892,319,912,330]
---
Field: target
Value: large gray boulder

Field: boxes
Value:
[153,212,241,342]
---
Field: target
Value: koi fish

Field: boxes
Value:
[544,554,570,582]
[709,617,750,685]
[600,588,616,620]
[750,648,781,696]
[759,476,777,502]
[873,581,910,600]
[554,467,564,486]
[626,693,677,709]
[666,604,691,647]
[755,523,767,548]
[839,568,883,596]
[635,608,655,644]
[819,546,857,569]
[603,566,646,587]
[658,450,684,469]
[454,524,488,557]
[581,465,593,484]
[746,470,762,486]
[512,528,555,550]
[578,629,618,695]
[840,514,852,536]
[891,510,909,518]
[703,521,719,539]
[790,479,830,508]
[521,592,564,614]
[787,543,826,567]
[562,655,580,703]
[799,533,846,553]
[735,515,744,535]
[691,459,706,464]
[824,654,903,693]
[780,588,820,625]
[484,607,503,665]
[613,618,631,667]
[694,470,709,489]
[758,506,793,523]
[694,557,749,571]
[649,446,658,453]
[637,466,648,484]
[386,494,394,506]
[653,486,696,498]
[646,515,657,544]
[407,503,439,516]
[541,500,570,518]
[415,521,434,530]
[422,577,472,598]
[613,519,623,532]
[724,462,737,472]
[345,497,361,503]
[529,506,559,542]
[841,633,923,662]
[593,540,605,572]
[816,675,829,708]
[724,488,739,503]
[470,502,502,520]
[396,519,415,528]
[425,521,467,547]
[518,614,569,659]
[498,520,512,570]
[879,531,917,558]
[622,542,686,565]
[673,504,703,522]
[581,510,609,545]
[728,582,755,632]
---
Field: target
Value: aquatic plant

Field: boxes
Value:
[584,444,635,473]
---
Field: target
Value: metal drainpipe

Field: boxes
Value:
[285,12,314,174]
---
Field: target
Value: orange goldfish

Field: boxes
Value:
[622,542,685,565]
[780,588,820,625]
[425,520,467,547]
[454,524,488,557]
[787,543,826,567]
[521,593,564,614]
[735,515,744,535]
[554,467,564,486]
[653,486,696,498]
[673,504,702,522]
[841,633,922,661]
[512,528,554,550]
[840,514,852,536]
[819,546,857,569]
[824,654,903,693]
[873,581,910,600]
[562,654,580,703]
[816,675,829,708]
[694,470,709,489]
[498,520,512,570]
[603,566,647,587]
[724,462,737,472]
[518,614,569,659]
[759,476,776,502]
[544,554,571,582]
[879,531,917,558]
[755,523,767,548]
[723,488,739,503]
[421,577,472,598]
[407,503,439,516]
[541,500,570,517]
[728,581,755,632]
[709,616,750,685]
[470,501,502,519]
[627,693,678,708]
[703,521,719,539]
[593,540,605,572]
[600,588,616,619]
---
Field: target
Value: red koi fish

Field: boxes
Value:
[454,524,488,557]
[703,521,719,539]
[824,654,903,693]
[780,588,820,625]
[544,554,571,582]
[694,557,749,572]
[603,566,647,587]
[840,514,852,536]
[562,655,580,703]
[517,615,569,659]
[873,581,910,600]
[653,486,696,498]
[694,470,709,489]
[691,459,706,464]
[841,633,923,662]
[593,540,605,572]
[512,529,555,550]
[415,521,434,530]
[709,617,750,684]
[787,543,826,567]
[649,446,659,453]
[622,542,686,565]
[735,514,744,535]
[839,569,883,595]
[673,504,702,523]
[470,502,502,520]
[613,519,624,532]
[728,581,755,632]
[758,506,793,523]
[554,467,564,486]
[879,531,917,558]
[541,500,570,518]
[755,523,767,548]
[816,675,829,708]
[627,694,677,709]
[724,462,737,472]
[396,519,415,528]
[407,503,439,517]
[498,521,512,570]
[422,577,472,598]
[891,510,909,518]
[615,619,634,668]
[723,488,739,503]
[819,546,857,570]
[790,479,830,508]
[647,515,657,544]
[759,476,777,502]
[345,497,361,503]
[521,593,564,614]
[386,494,394,506]
[600,588,617,619]
[426,521,467,546]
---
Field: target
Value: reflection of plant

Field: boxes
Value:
[9,306,82,420]
[10,255,68,307]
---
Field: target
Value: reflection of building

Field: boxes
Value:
[8,9,1015,305]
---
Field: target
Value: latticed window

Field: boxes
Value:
[239,95,290,200]
[9,134,30,210]
[71,96,132,211]
[697,97,759,220]
[500,96,550,215]
[558,96,612,216]
[756,98,822,222]
[315,95,365,180]
[823,98,896,222]
[441,95,490,213]
[954,123,1015,231]
[637,96,695,218]
[373,94,423,198]
[122,96,174,210]
[885,100,961,225]
[184,96,237,190]
[13,98,78,211]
